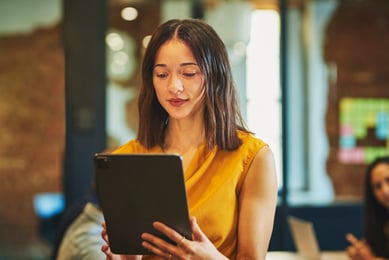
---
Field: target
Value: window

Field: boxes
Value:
[246,10,282,187]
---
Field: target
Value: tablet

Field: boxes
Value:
[94,153,192,255]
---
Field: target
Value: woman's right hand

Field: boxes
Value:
[101,221,142,260]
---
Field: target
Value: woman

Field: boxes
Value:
[101,18,278,260]
[346,156,389,260]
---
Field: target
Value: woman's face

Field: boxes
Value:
[152,39,205,121]
[371,163,389,210]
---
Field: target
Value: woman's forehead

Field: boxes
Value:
[155,40,196,63]
[371,163,389,183]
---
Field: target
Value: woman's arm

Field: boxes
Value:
[237,146,278,260]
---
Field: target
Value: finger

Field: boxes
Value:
[101,221,110,244]
[191,216,206,242]
[101,229,109,244]
[177,235,186,248]
[152,221,191,247]
[346,233,359,246]
[141,239,172,258]
[347,235,366,252]
[101,244,112,259]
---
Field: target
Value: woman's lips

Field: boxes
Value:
[168,98,187,107]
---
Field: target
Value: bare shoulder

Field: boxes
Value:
[243,144,278,196]
[251,145,277,177]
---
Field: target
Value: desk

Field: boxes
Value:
[266,251,348,260]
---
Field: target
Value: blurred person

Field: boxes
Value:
[346,156,389,260]
[55,188,104,260]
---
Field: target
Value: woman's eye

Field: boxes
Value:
[183,72,196,77]
[156,73,168,78]
[182,68,199,77]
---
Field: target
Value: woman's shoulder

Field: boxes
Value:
[230,130,269,165]
[237,130,267,148]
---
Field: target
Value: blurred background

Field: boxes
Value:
[0,0,388,258]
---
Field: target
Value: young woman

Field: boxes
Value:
[101,18,278,260]
[346,156,389,260]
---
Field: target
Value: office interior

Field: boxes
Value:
[0,0,388,258]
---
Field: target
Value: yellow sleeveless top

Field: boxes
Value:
[112,130,267,259]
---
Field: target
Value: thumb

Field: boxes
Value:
[191,216,206,241]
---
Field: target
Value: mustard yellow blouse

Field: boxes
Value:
[112,130,267,259]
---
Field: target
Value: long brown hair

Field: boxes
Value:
[137,19,249,151]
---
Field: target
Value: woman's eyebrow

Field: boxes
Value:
[180,62,198,66]
[153,62,199,69]
[153,64,166,69]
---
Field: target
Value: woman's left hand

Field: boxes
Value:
[141,216,228,260]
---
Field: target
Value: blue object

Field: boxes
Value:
[33,192,65,219]
[339,135,356,148]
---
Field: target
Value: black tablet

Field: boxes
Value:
[94,153,192,255]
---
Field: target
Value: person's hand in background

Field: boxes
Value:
[346,233,377,260]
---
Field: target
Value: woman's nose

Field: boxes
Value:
[167,73,184,93]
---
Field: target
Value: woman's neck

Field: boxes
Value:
[163,118,204,154]
[163,119,205,172]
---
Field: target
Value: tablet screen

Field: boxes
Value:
[94,153,192,255]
